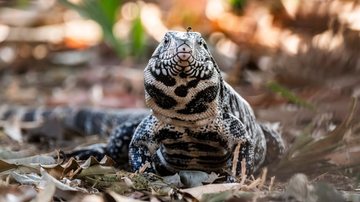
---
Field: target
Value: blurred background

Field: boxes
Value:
[0,0,360,179]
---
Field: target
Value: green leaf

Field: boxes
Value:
[59,0,125,58]
[99,0,121,25]
[267,81,315,110]
[229,0,247,11]
[130,16,145,57]
[16,0,29,8]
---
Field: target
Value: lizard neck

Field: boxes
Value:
[143,31,225,126]
[144,58,223,126]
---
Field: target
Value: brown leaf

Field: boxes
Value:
[39,168,78,191]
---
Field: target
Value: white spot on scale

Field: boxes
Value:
[156,69,161,75]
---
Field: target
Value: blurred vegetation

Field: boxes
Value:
[229,0,247,12]
[130,15,145,57]
[59,0,145,58]
[15,0,30,8]
[267,81,315,110]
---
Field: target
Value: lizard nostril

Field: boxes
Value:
[183,48,185,51]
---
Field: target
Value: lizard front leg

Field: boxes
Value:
[106,121,140,165]
[129,115,159,173]
[223,113,256,176]
[228,141,255,175]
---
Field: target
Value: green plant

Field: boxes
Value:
[59,0,145,59]
[130,15,145,57]
[267,81,315,110]
[229,0,247,12]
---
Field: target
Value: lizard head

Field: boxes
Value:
[148,31,219,79]
[144,31,222,125]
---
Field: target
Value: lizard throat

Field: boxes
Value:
[143,65,222,125]
[152,111,216,127]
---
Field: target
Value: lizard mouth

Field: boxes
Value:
[176,43,192,61]
[151,56,213,79]
[176,51,192,61]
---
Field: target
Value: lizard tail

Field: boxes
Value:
[0,105,149,139]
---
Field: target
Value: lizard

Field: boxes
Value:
[0,31,284,176]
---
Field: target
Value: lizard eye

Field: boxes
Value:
[203,42,208,50]
[197,38,208,50]
[164,37,170,44]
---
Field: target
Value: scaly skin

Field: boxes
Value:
[128,31,284,175]
[0,31,284,176]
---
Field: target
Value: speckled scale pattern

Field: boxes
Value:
[130,31,285,175]
[0,31,285,176]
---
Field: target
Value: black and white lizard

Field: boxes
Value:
[0,31,284,176]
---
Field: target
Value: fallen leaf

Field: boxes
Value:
[6,155,56,165]
[0,159,17,173]
[39,167,77,191]
[179,170,222,188]
[33,180,56,202]
[107,190,145,202]
[182,183,242,200]
[78,165,116,177]
[11,172,41,185]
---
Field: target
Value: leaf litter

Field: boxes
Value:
[1,1,360,201]
[2,101,358,201]
[0,62,359,201]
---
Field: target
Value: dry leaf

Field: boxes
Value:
[178,170,221,188]
[39,168,77,191]
[107,190,145,202]
[182,183,242,200]
[33,180,56,202]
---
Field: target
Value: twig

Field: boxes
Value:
[231,141,242,177]
[245,178,261,190]
[239,158,247,187]
[268,176,275,191]
[139,162,151,173]
[258,167,267,189]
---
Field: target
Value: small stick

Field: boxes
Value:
[269,176,275,191]
[258,167,268,189]
[238,159,247,187]
[231,142,242,176]
[139,162,151,173]
[241,158,247,178]
[246,177,261,190]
